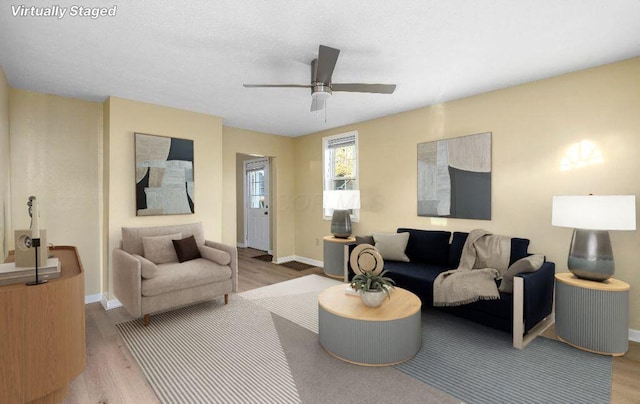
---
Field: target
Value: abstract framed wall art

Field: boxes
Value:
[135,132,195,216]
[417,132,491,220]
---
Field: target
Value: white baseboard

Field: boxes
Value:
[294,255,323,268]
[237,242,246,248]
[629,328,640,343]
[274,255,294,264]
[100,293,122,310]
[84,293,102,304]
[275,255,323,268]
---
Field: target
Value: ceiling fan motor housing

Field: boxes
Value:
[312,85,332,100]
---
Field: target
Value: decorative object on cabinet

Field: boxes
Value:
[552,195,636,281]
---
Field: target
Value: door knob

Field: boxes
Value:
[264,212,268,215]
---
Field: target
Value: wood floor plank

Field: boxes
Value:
[63,248,639,403]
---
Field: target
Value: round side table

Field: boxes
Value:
[322,236,355,281]
[555,272,629,356]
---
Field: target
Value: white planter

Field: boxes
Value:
[360,289,387,308]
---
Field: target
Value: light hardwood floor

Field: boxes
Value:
[64,248,640,403]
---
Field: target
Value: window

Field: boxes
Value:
[323,131,359,220]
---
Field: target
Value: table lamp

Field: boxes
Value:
[323,190,360,238]
[552,195,636,281]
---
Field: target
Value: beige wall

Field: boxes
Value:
[294,57,640,329]
[9,89,103,295]
[104,96,223,299]
[0,67,10,261]
[222,127,295,259]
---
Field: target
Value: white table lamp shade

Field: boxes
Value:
[552,195,636,231]
[323,190,361,210]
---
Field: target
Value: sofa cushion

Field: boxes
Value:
[509,238,530,265]
[449,232,468,268]
[373,232,410,262]
[142,233,182,264]
[173,235,202,263]
[397,228,451,266]
[199,245,231,266]
[133,254,159,279]
[383,261,448,305]
[499,254,545,293]
[141,258,232,297]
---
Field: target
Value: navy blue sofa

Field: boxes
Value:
[348,228,555,342]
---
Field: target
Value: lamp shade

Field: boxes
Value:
[323,190,361,210]
[552,195,636,231]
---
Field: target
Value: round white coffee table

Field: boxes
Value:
[318,284,422,366]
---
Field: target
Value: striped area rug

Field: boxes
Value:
[117,299,301,404]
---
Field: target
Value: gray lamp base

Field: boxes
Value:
[568,229,614,282]
[331,209,352,238]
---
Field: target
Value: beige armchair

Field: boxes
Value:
[112,222,237,325]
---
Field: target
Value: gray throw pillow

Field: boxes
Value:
[498,254,545,293]
[142,232,182,264]
[355,235,375,245]
[373,232,410,262]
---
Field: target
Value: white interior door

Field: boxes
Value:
[245,158,270,252]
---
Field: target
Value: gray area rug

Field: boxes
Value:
[117,275,612,404]
[396,311,612,404]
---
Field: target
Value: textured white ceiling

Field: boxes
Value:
[1,0,640,136]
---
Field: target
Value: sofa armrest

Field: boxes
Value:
[519,261,555,331]
[112,248,143,317]
[205,240,238,292]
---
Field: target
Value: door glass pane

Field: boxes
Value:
[248,169,265,208]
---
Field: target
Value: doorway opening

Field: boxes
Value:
[239,155,271,253]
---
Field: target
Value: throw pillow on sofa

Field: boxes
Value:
[142,232,182,264]
[355,235,375,245]
[172,235,202,263]
[133,254,158,279]
[199,245,232,266]
[498,254,544,293]
[373,232,410,262]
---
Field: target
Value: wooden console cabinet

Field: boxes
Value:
[1,246,86,403]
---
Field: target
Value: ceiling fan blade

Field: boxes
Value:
[332,83,396,94]
[243,84,311,88]
[316,45,340,84]
[310,97,325,112]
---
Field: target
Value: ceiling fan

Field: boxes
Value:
[243,45,396,113]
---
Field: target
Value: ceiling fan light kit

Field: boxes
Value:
[243,45,396,116]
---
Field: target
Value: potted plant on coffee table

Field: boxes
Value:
[350,269,396,308]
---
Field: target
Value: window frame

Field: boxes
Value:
[322,131,359,221]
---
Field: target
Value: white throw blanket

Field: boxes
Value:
[433,229,511,306]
